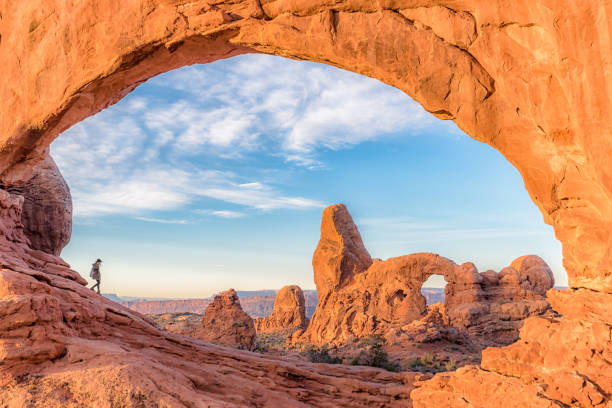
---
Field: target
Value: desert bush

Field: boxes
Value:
[421,352,435,365]
[303,344,342,364]
[404,353,459,373]
[350,336,401,372]
[406,357,423,370]
[443,359,457,371]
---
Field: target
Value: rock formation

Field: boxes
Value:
[5,154,71,255]
[254,285,309,333]
[313,205,373,293]
[0,1,610,406]
[196,289,256,350]
[298,204,555,347]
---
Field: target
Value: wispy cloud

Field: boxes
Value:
[358,216,549,244]
[52,54,447,218]
[195,209,247,219]
[147,55,448,163]
[133,216,191,224]
[193,183,324,210]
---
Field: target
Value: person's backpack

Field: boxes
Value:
[89,267,95,278]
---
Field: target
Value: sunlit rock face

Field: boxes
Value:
[0,0,610,406]
[254,285,309,333]
[196,288,256,350]
[298,204,554,346]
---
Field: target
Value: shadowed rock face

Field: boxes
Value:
[196,289,256,350]
[254,285,309,333]
[0,1,610,406]
[298,204,555,346]
[5,154,71,255]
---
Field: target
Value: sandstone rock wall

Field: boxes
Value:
[254,285,309,333]
[299,204,555,347]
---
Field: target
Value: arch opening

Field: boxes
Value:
[43,54,565,374]
[49,54,566,300]
[421,274,446,307]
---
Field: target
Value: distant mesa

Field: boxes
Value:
[114,290,319,318]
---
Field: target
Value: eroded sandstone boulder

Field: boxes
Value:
[413,290,612,407]
[254,285,309,334]
[196,289,256,350]
[5,154,71,256]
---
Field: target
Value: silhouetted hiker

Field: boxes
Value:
[90,259,102,294]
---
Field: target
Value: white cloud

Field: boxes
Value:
[147,54,448,161]
[133,216,190,224]
[52,54,447,218]
[194,184,324,211]
[52,114,323,217]
[195,209,247,219]
[358,216,549,244]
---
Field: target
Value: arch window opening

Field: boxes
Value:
[421,274,446,307]
[51,54,567,373]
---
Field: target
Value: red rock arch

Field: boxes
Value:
[0,1,610,406]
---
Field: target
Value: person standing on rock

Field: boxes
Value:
[90,259,102,294]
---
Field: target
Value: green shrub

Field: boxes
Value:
[303,344,342,364]
[351,336,401,372]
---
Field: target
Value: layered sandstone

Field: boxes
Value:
[196,289,256,350]
[298,204,555,347]
[254,285,309,333]
[0,1,610,406]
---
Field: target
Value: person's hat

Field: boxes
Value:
[96,259,102,262]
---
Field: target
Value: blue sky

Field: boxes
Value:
[51,54,566,298]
